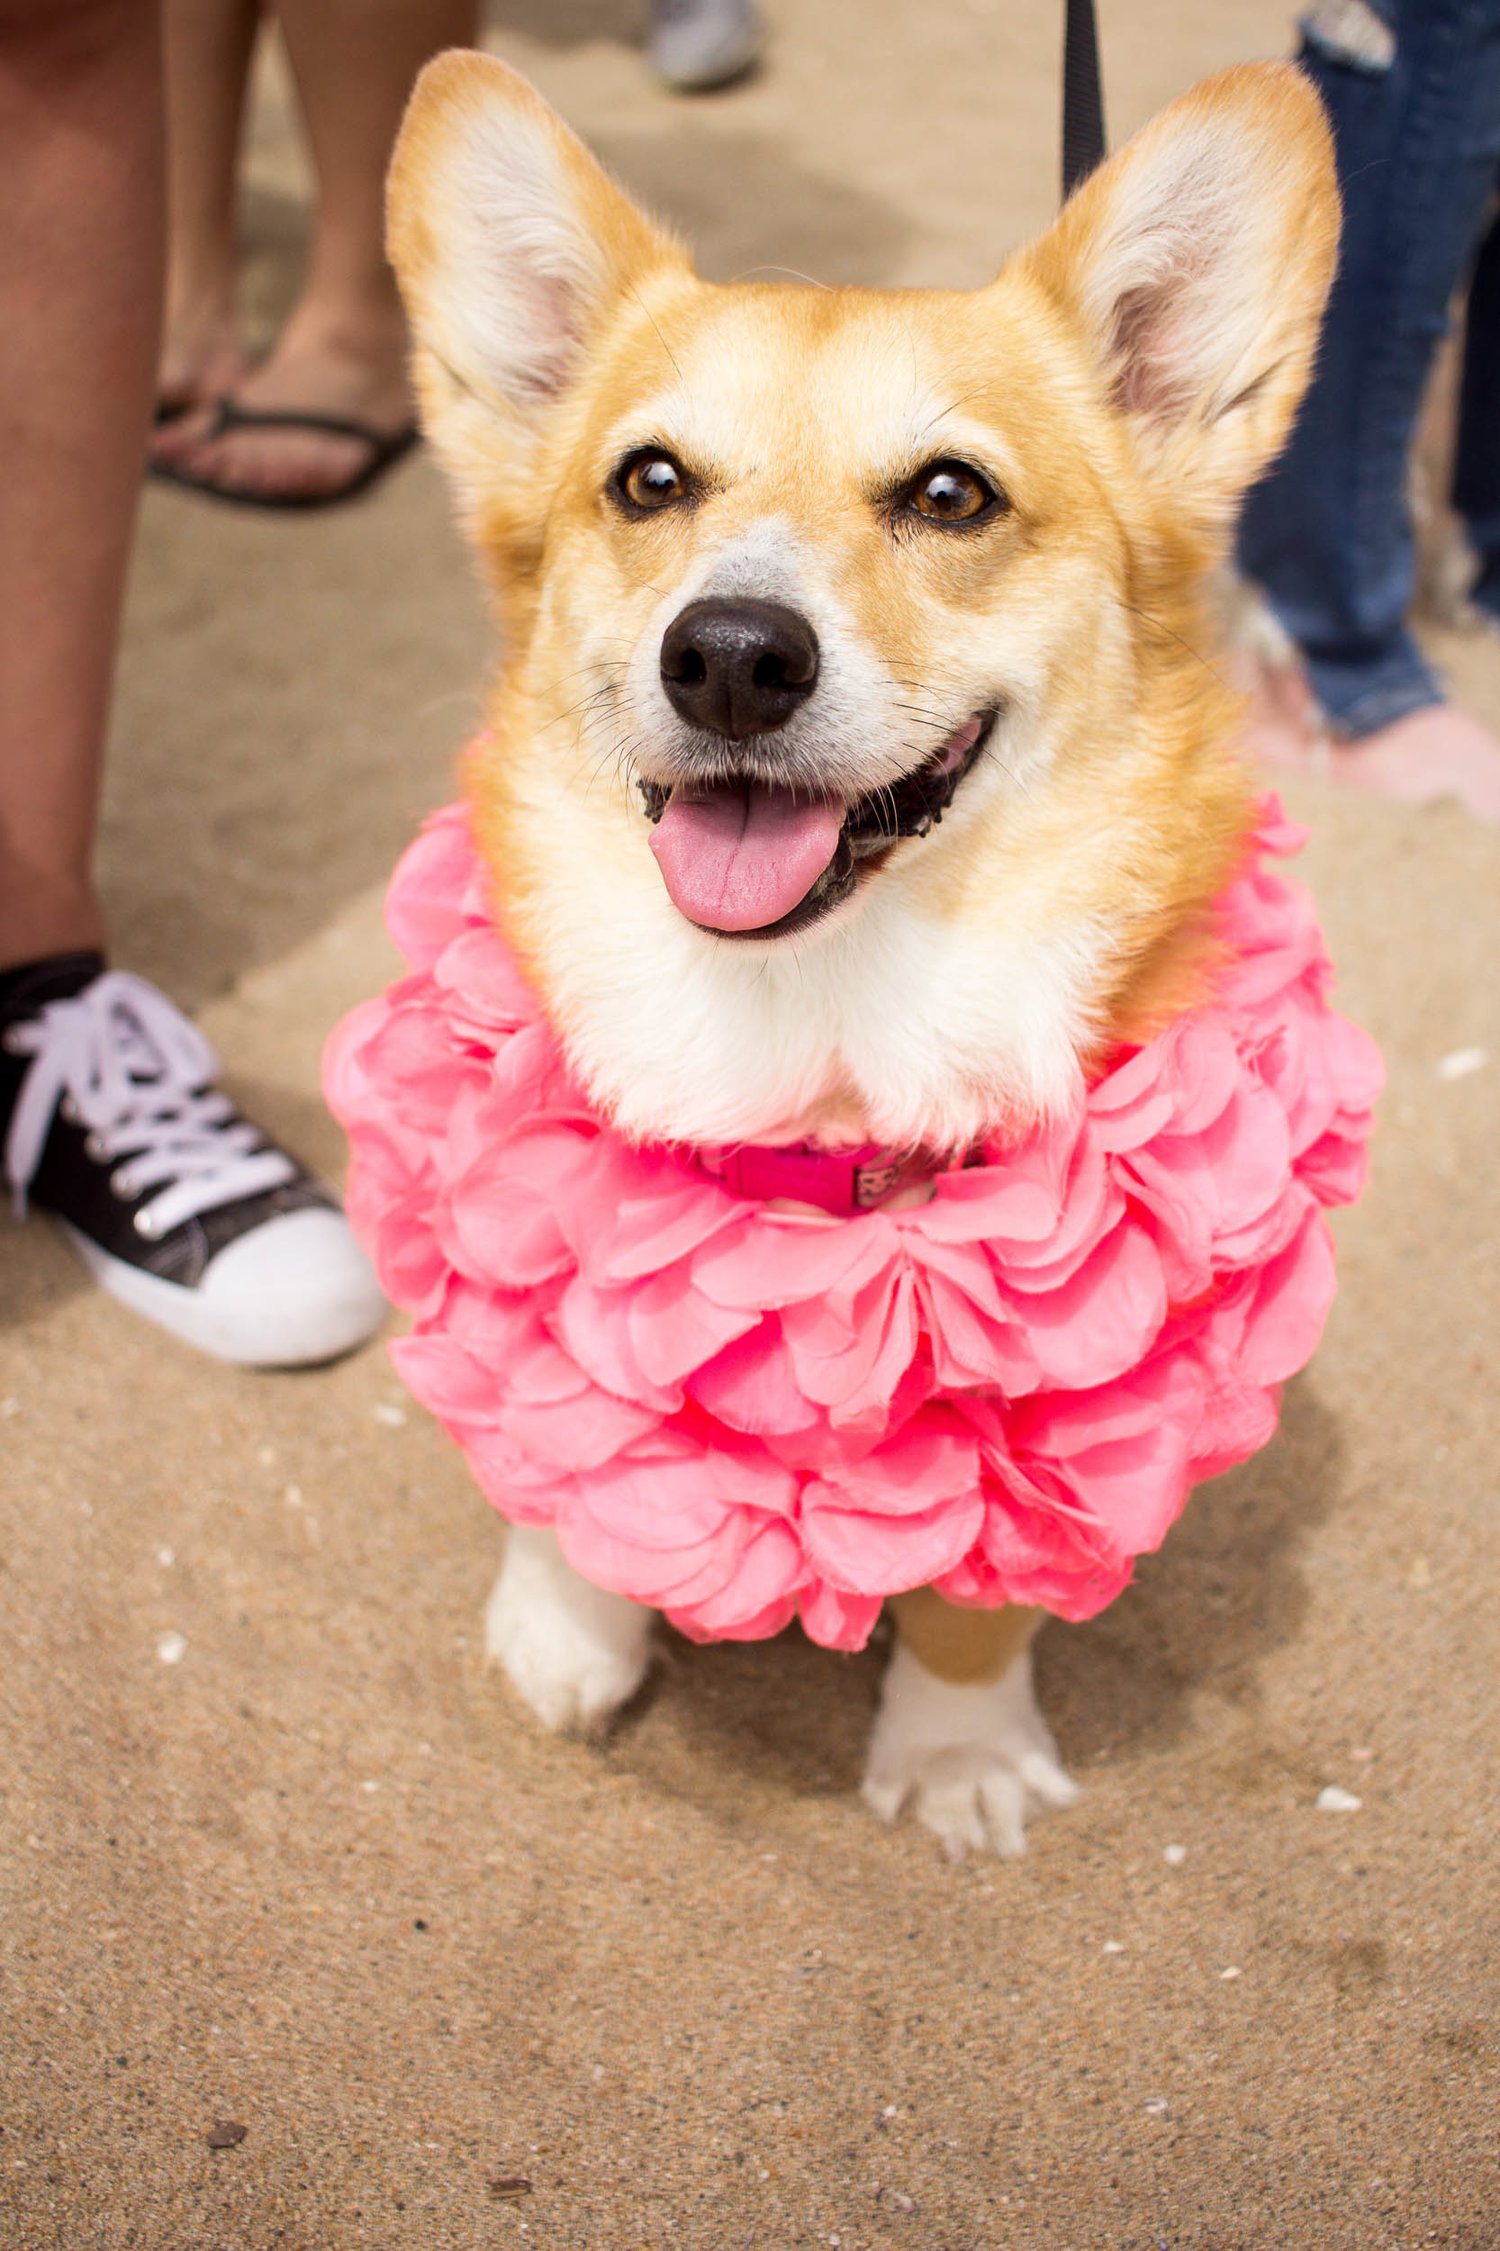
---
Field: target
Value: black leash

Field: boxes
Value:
[1061,0,1107,200]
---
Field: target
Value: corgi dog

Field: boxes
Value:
[352,51,1351,1858]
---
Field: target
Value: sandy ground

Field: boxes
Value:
[3,3,1498,2245]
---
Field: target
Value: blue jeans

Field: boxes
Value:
[1237,0,1500,737]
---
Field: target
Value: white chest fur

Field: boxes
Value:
[537,842,1106,1153]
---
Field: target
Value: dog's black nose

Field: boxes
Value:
[660,599,819,740]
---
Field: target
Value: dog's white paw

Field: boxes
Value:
[484,1527,654,1736]
[862,1639,1079,1860]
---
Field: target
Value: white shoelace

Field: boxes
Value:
[3,971,294,1238]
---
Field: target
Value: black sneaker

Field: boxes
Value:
[1,954,385,1366]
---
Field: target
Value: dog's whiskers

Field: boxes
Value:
[548,680,622,731]
[1119,601,1229,688]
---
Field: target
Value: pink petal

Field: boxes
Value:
[385,806,485,968]
[668,1519,805,1637]
[433,925,538,1032]
[693,1205,892,1310]
[687,1320,817,1436]
[812,1416,980,1514]
[801,1495,984,1595]
[625,1265,762,1390]
[921,1127,1075,1244]
[797,1581,885,1652]
[447,1128,589,1288]
[1011,1219,1168,1389]
[594,1174,745,1283]
[782,1262,919,1415]
[505,1386,659,1473]
[550,1273,683,1414]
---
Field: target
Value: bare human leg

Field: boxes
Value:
[154,0,261,419]
[0,0,386,1364]
[164,0,474,503]
[0,0,163,972]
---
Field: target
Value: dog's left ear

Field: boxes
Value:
[1021,61,1339,533]
[387,51,685,525]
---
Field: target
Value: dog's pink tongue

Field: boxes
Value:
[650,781,843,932]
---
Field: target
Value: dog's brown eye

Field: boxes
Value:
[614,449,688,513]
[905,461,1003,526]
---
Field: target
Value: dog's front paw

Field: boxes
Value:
[484,1528,654,1736]
[862,1640,1079,1859]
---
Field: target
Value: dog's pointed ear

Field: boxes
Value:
[387,53,684,506]
[1020,62,1339,532]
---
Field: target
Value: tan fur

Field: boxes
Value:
[386,55,1338,1158]
[888,1589,1042,1686]
[388,57,1341,1843]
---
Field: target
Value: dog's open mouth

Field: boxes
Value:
[640,709,997,939]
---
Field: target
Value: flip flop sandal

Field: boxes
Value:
[153,364,253,426]
[147,396,420,511]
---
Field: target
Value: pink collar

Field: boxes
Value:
[702,1139,962,1216]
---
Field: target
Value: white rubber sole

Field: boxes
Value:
[61,1205,387,1368]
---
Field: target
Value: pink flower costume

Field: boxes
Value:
[324,795,1381,1653]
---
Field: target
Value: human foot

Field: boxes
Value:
[1241,660,1500,824]
[1330,703,1500,822]
[153,292,249,425]
[1238,651,1325,776]
[150,307,415,506]
[1,955,386,1365]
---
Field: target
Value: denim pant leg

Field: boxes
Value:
[1237,0,1500,737]
[1453,194,1500,614]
